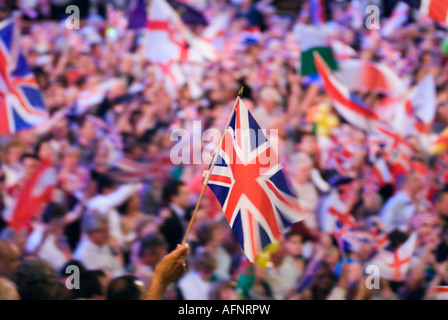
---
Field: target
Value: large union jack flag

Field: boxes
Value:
[206,98,309,262]
[0,15,47,136]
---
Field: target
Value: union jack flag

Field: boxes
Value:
[206,98,309,262]
[0,15,48,136]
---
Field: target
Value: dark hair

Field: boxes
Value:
[106,275,144,300]
[196,220,220,246]
[42,202,67,224]
[20,153,39,163]
[162,179,185,204]
[13,258,67,300]
[59,259,86,277]
[97,175,117,194]
[138,232,167,258]
[72,270,105,300]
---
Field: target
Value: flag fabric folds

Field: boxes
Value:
[7,161,57,232]
[313,52,378,131]
[0,16,48,136]
[403,0,448,25]
[299,26,337,76]
[368,233,417,281]
[206,98,309,262]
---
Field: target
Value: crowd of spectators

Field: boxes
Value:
[1,0,448,300]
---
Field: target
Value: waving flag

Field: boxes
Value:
[0,15,48,136]
[334,59,407,99]
[313,52,379,131]
[206,98,309,262]
[381,2,410,37]
[7,161,57,232]
[369,232,417,281]
[300,26,337,76]
[403,0,448,25]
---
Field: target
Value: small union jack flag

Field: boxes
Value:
[206,98,309,262]
[0,15,48,136]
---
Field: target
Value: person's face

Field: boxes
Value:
[89,222,110,246]
[173,185,190,209]
[22,157,39,179]
[144,246,167,268]
[0,242,21,278]
[294,163,312,183]
[436,193,448,217]
[219,287,238,300]
[285,234,303,257]
[128,194,141,212]
[62,153,79,170]
[299,136,316,155]
[48,218,65,237]
[405,173,423,196]
[80,121,96,142]
[6,146,23,165]
[38,142,55,162]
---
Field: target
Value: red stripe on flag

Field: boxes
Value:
[208,174,231,185]
[0,93,10,135]
[363,63,388,93]
[147,20,169,30]
[428,0,448,24]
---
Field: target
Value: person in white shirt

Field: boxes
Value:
[380,171,425,234]
[86,176,141,249]
[74,211,125,277]
[26,202,71,273]
[177,249,217,300]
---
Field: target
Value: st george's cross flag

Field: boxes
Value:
[206,98,309,262]
[369,232,417,281]
[0,15,48,136]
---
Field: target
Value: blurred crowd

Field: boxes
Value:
[1,0,448,300]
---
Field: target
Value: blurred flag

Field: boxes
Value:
[299,25,337,76]
[145,0,218,96]
[127,0,148,30]
[320,190,357,234]
[8,161,57,232]
[381,2,410,37]
[206,98,309,263]
[310,0,326,25]
[167,0,208,26]
[313,52,378,131]
[334,59,407,99]
[369,233,417,282]
[403,0,448,25]
[0,15,48,136]
[331,40,357,61]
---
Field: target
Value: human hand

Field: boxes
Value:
[152,244,190,288]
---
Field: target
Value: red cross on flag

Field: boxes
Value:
[369,233,417,282]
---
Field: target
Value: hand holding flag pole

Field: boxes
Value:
[181,86,244,246]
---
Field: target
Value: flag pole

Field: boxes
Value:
[181,86,244,246]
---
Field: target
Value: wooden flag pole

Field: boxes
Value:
[181,86,244,246]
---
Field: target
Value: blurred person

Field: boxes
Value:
[159,179,191,252]
[177,249,217,300]
[26,202,72,272]
[379,170,425,234]
[0,227,28,257]
[86,176,142,249]
[0,239,21,279]
[264,240,303,300]
[289,153,319,231]
[195,220,232,280]
[284,230,307,276]
[73,211,125,277]
[208,280,239,300]
[434,189,448,232]
[107,275,146,300]
[0,276,20,300]
[118,193,146,253]
[12,258,67,300]
[72,270,107,300]
[132,232,168,289]
[57,146,90,200]
[251,86,284,129]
